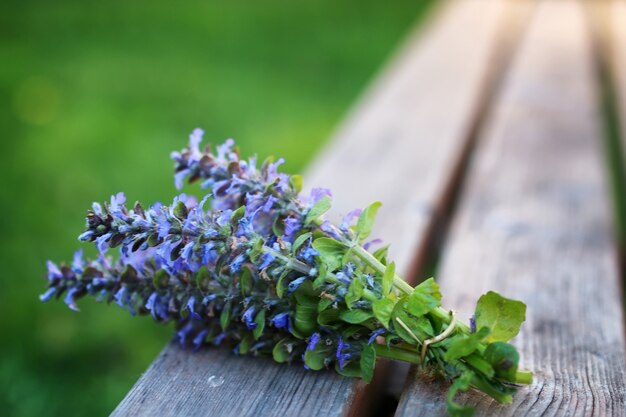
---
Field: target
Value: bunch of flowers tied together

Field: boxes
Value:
[41,129,532,416]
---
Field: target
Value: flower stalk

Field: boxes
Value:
[40,131,531,416]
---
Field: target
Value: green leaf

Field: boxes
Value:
[152,269,169,289]
[276,270,289,298]
[303,345,327,371]
[372,298,394,328]
[305,196,332,224]
[220,301,231,330]
[444,327,490,361]
[317,298,333,313]
[194,267,210,290]
[237,334,253,355]
[356,201,381,241]
[391,298,434,343]
[272,338,291,363]
[381,261,395,295]
[318,308,341,328]
[484,342,520,382]
[334,361,362,379]
[292,232,312,255]
[290,174,303,193]
[475,291,526,343]
[292,297,317,337]
[230,205,246,225]
[407,278,441,317]
[239,267,253,296]
[360,343,376,383]
[345,278,364,309]
[253,309,266,340]
[312,237,346,271]
[447,372,475,417]
[340,309,373,324]
[173,200,188,220]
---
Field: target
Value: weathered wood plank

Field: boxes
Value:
[396,1,626,416]
[111,1,526,415]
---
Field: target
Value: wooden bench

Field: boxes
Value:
[112,0,626,415]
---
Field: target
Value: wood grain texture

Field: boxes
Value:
[396,1,626,416]
[111,1,527,416]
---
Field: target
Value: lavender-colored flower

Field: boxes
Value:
[271,312,289,330]
[193,329,209,352]
[307,333,320,351]
[39,287,56,302]
[243,306,257,330]
[46,260,62,281]
[336,337,351,371]
[368,328,386,345]
[177,321,194,347]
[64,287,81,312]
[287,277,307,295]
[187,296,201,320]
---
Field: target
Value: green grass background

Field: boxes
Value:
[0,1,433,415]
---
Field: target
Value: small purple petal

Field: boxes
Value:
[39,287,56,302]
[307,333,320,351]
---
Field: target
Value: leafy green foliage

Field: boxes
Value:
[444,327,490,361]
[312,237,346,271]
[339,309,373,324]
[475,292,526,343]
[372,298,394,328]
[345,277,364,308]
[305,196,332,224]
[360,343,376,383]
[447,372,474,417]
[381,261,395,295]
[484,342,519,382]
[407,278,441,317]
[355,201,382,241]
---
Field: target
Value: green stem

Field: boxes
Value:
[374,343,421,364]
[515,370,533,385]
[352,244,471,333]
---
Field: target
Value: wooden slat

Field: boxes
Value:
[396,1,626,416]
[111,1,526,415]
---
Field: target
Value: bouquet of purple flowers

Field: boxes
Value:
[41,129,532,416]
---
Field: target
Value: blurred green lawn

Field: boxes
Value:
[0,1,433,415]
